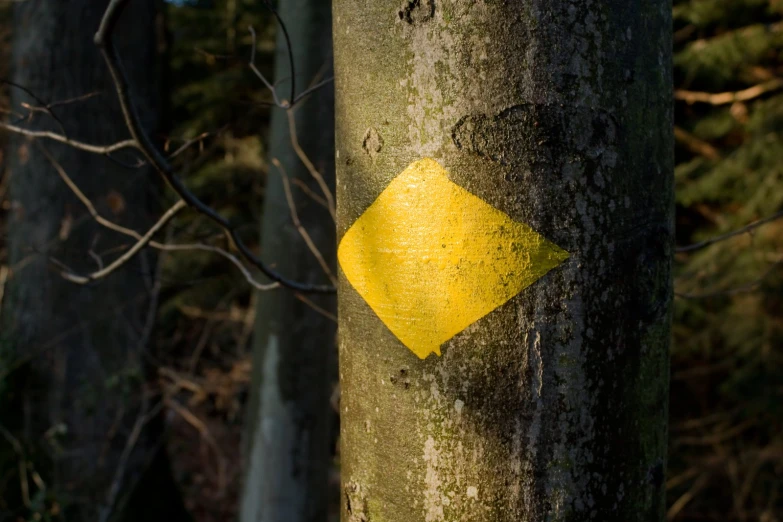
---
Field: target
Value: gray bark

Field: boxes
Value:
[5,2,187,521]
[334,2,672,522]
[240,1,336,521]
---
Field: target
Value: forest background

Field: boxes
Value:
[0,0,781,521]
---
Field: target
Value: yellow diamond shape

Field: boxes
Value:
[338,158,569,359]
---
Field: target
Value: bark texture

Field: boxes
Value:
[240,1,336,521]
[334,2,672,521]
[6,2,187,521]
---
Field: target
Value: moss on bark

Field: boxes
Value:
[334,1,672,521]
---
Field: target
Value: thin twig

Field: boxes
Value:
[674,418,757,446]
[187,292,236,372]
[676,210,783,252]
[248,26,283,108]
[0,292,153,383]
[293,76,333,106]
[40,142,279,290]
[274,158,337,286]
[157,243,280,291]
[674,126,721,161]
[188,316,219,373]
[675,260,783,299]
[1,77,67,133]
[45,90,102,110]
[260,1,296,103]
[165,398,227,496]
[0,265,8,319]
[136,230,168,353]
[293,177,329,209]
[59,200,187,284]
[675,78,783,105]
[294,292,337,323]
[287,110,335,221]
[94,0,333,293]
[168,131,211,160]
[247,23,332,108]
[1,425,38,511]
[0,121,138,155]
[98,400,164,522]
[667,473,710,520]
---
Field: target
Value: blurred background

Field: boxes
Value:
[0,0,781,521]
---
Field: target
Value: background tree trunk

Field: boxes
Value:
[240,1,336,521]
[333,2,672,521]
[5,1,187,521]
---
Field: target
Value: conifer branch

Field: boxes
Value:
[675,78,783,105]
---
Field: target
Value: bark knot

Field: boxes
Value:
[398,0,434,25]
[345,481,370,521]
[362,128,383,159]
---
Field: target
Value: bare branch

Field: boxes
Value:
[59,200,187,284]
[94,0,333,293]
[293,177,330,209]
[247,24,332,109]
[165,398,227,496]
[675,78,783,105]
[0,265,8,318]
[40,141,279,291]
[674,126,721,161]
[287,110,335,221]
[155,243,280,291]
[167,130,217,160]
[248,26,284,108]
[136,240,165,352]
[274,158,337,286]
[1,77,67,133]
[666,473,709,520]
[88,248,105,271]
[0,424,34,508]
[98,399,164,522]
[676,210,783,253]
[19,91,101,123]
[37,141,142,236]
[0,121,138,155]
[45,90,102,110]
[675,260,783,299]
[293,76,334,106]
[294,292,337,323]
[260,1,296,104]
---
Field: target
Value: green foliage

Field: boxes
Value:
[158,0,275,324]
[149,5,279,518]
[0,336,64,522]
[672,1,783,519]
[675,24,783,87]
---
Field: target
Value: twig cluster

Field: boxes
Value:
[1,0,336,294]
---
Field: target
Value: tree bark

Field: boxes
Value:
[5,2,187,521]
[240,1,336,522]
[333,2,672,522]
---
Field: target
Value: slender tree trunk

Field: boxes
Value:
[5,2,187,521]
[240,1,336,521]
[333,2,672,522]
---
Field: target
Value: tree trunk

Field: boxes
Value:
[240,1,336,521]
[333,2,672,522]
[5,2,187,521]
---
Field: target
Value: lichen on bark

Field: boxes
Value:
[334,1,672,520]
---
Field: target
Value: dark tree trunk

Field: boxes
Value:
[5,2,187,521]
[333,2,672,521]
[240,1,336,521]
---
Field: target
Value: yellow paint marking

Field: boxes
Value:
[338,158,569,359]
